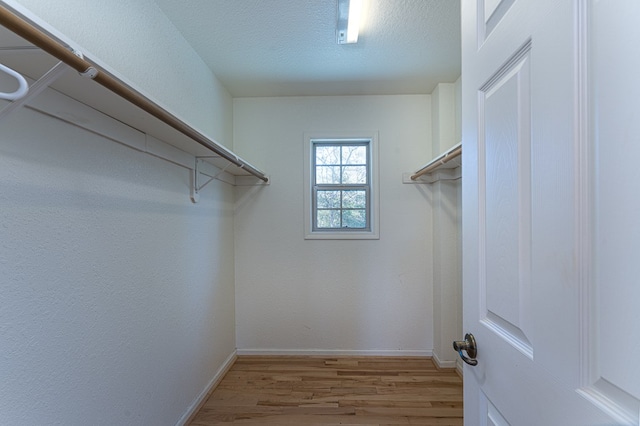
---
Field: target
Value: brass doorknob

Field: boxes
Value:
[453,333,478,366]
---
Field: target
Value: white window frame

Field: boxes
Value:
[303,132,380,240]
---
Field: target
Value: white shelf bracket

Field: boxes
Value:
[0,60,70,123]
[190,156,231,203]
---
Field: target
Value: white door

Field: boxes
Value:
[461,0,640,424]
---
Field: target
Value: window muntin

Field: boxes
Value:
[312,141,371,231]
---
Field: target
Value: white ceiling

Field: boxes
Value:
[153,0,461,97]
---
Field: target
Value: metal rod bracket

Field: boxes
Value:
[70,49,98,79]
[80,66,98,79]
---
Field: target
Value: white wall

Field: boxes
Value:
[233,95,434,355]
[0,104,236,425]
[431,179,461,368]
[1,1,237,424]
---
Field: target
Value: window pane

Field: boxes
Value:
[316,146,340,165]
[310,139,373,236]
[342,166,367,184]
[342,190,366,208]
[317,209,341,228]
[317,190,341,208]
[342,209,366,228]
[316,166,341,184]
[342,145,367,165]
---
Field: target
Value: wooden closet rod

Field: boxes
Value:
[411,144,462,180]
[0,5,269,183]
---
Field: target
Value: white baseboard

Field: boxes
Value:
[236,349,433,357]
[176,349,237,426]
[432,351,457,369]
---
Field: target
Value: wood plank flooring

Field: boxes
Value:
[189,356,463,425]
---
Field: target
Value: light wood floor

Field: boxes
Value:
[189,356,463,425]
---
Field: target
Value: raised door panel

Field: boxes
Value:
[478,0,516,44]
[479,44,532,357]
[480,392,511,426]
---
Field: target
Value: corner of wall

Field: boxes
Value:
[176,350,238,426]
[431,82,457,157]
[430,80,463,367]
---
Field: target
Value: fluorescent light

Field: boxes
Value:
[337,0,362,44]
[347,0,362,43]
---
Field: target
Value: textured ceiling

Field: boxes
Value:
[154,0,460,97]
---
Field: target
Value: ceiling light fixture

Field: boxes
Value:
[336,0,363,44]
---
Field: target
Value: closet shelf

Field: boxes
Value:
[0,4,268,185]
[403,142,461,184]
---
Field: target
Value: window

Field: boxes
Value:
[304,133,379,239]
[313,142,369,230]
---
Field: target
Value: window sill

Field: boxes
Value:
[304,230,380,240]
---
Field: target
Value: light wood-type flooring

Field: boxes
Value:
[189,356,463,425]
